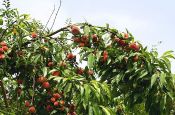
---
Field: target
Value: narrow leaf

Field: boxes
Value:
[151,73,159,87]
[88,53,95,68]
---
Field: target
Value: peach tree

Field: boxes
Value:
[0,0,175,115]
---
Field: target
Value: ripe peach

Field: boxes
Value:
[133,55,139,62]
[2,46,8,51]
[52,71,60,76]
[129,42,140,51]
[92,34,98,42]
[48,61,54,67]
[60,100,65,105]
[42,82,50,89]
[73,37,80,43]
[71,25,80,35]
[118,40,127,46]
[29,106,36,113]
[81,35,89,43]
[31,32,37,38]
[50,97,56,103]
[37,76,47,83]
[0,41,7,46]
[53,93,61,99]
[102,51,108,62]
[79,42,85,47]
[103,55,108,62]
[25,101,30,107]
[67,53,75,60]
[0,48,4,53]
[77,68,84,75]
[0,54,5,60]
[54,101,59,106]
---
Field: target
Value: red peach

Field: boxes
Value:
[29,106,36,113]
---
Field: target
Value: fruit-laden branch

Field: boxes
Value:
[45,22,118,37]
[45,25,70,37]
[0,80,8,108]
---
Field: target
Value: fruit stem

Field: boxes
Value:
[0,80,8,108]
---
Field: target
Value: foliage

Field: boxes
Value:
[0,0,175,115]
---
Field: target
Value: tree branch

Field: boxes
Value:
[45,25,70,37]
[31,75,36,104]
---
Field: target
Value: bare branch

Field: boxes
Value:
[42,4,56,33]
[49,0,62,31]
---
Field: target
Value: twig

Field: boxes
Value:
[42,4,56,33]
[49,0,62,31]
[0,80,8,108]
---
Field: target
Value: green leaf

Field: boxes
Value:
[84,25,90,35]
[0,17,3,25]
[147,61,152,73]
[28,89,34,96]
[162,50,174,57]
[80,86,84,97]
[167,92,174,100]
[64,82,72,94]
[84,84,91,101]
[160,95,166,111]
[160,72,166,87]
[88,105,93,115]
[161,57,171,72]
[42,67,47,77]
[101,83,111,99]
[93,105,100,115]
[151,73,159,87]
[100,106,111,115]
[33,54,41,63]
[90,83,100,102]
[139,71,148,79]
[91,81,100,93]
[88,53,95,68]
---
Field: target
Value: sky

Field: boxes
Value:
[0,0,175,72]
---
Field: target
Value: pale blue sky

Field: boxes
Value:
[1,0,175,72]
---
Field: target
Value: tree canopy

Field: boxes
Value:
[0,0,175,115]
